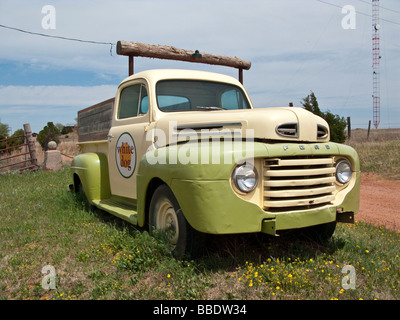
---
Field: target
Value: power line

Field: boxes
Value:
[317,0,369,17]
[0,24,115,55]
[356,0,400,15]
[316,0,400,25]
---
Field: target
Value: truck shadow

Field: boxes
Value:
[193,231,347,271]
[80,198,347,272]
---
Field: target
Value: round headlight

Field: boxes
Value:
[233,164,258,193]
[336,160,352,184]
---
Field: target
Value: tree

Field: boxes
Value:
[301,91,347,143]
[8,129,25,149]
[301,91,323,117]
[55,123,64,133]
[0,122,10,137]
[0,122,10,152]
[37,122,61,150]
[322,110,347,144]
[0,125,24,154]
[61,126,73,135]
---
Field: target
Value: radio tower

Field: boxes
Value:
[372,0,381,129]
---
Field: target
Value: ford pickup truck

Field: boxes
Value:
[71,43,360,258]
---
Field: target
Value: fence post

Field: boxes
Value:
[367,120,371,140]
[23,123,38,168]
[347,117,351,140]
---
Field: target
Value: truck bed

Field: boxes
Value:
[77,98,114,142]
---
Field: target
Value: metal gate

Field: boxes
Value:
[0,123,39,173]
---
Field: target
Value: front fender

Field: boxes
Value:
[136,142,268,231]
[71,153,111,203]
[137,141,361,234]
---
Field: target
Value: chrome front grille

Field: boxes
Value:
[263,157,336,212]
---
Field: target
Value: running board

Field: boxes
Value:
[92,198,138,225]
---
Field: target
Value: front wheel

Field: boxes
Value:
[149,184,194,259]
[305,221,337,243]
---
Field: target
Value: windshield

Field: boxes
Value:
[156,80,251,112]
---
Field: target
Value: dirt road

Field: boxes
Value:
[358,173,400,231]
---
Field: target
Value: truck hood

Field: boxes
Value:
[153,107,330,147]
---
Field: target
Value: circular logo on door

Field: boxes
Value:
[115,132,136,178]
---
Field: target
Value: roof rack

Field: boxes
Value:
[116,40,251,84]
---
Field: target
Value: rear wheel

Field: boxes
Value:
[149,184,194,259]
[74,178,94,211]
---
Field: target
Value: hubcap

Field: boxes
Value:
[156,200,179,247]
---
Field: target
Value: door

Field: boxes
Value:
[108,81,150,200]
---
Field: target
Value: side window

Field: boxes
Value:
[118,84,148,119]
[118,84,140,119]
[139,86,149,114]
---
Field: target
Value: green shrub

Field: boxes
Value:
[37,122,61,150]
[301,91,347,143]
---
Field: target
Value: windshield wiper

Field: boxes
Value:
[194,106,226,111]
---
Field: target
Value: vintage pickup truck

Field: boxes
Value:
[71,42,360,258]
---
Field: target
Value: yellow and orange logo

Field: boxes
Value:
[119,142,132,170]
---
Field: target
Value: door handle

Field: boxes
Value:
[107,134,114,139]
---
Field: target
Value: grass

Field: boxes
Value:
[350,140,400,178]
[346,128,400,179]
[0,167,399,300]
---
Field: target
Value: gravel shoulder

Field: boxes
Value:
[357,173,400,231]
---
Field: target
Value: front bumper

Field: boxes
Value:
[138,141,360,235]
[169,142,360,235]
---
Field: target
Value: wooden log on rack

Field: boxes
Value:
[116,40,251,70]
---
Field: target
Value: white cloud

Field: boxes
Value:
[0,85,116,106]
[0,85,116,132]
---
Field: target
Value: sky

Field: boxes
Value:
[0,0,399,133]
